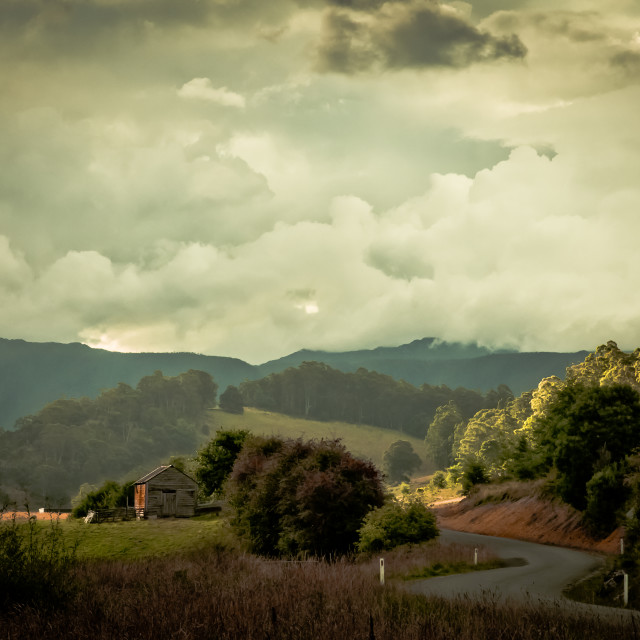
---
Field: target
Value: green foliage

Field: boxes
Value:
[357,500,438,553]
[0,513,77,609]
[227,436,385,557]
[460,459,488,495]
[195,429,251,497]
[583,463,630,537]
[240,362,502,438]
[534,382,640,510]
[382,440,422,484]
[430,471,447,489]
[219,385,244,414]
[425,401,466,470]
[0,369,217,503]
[71,480,134,518]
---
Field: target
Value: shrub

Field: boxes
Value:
[430,471,447,489]
[357,500,438,553]
[461,459,488,495]
[71,480,134,518]
[227,436,385,557]
[0,512,77,609]
[583,463,629,537]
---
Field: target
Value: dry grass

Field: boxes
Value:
[1,545,638,639]
[435,480,623,554]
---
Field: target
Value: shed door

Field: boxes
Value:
[162,490,177,516]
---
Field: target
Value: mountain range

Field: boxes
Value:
[0,337,589,430]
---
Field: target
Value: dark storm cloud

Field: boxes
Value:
[0,0,290,56]
[611,49,640,75]
[315,0,527,73]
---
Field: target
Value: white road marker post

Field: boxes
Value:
[474,548,478,566]
[624,572,629,607]
[380,558,385,585]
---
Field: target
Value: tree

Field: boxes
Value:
[382,440,422,484]
[534,382,640,509]
[425,402,465,469]
[227,436,385,557]
[219,385,244,414]
[583,462,630,537]
[357,500,438,553]
[460,458,488,495]
[195,429,251,497]
[71,480,134,518]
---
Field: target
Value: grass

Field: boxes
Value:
[2,544,637,639]
[4,515,637,638]
[207,407,431,474]
[367,539,510,581]
[49,513,232,561]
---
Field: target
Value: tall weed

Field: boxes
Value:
[1,544,637,639]
[0,510,77,609]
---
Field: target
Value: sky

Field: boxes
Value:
[1,0,640,364]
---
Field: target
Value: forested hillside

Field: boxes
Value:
[0,370,217,505]
[0,338,252,431]
[0,337,589,430]
[438,341,640,539]
[239,362,514,438]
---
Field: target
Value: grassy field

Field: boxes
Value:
[3,534,635,639]
[56,513,230,561]
[206,407,431,473]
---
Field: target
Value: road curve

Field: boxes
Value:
[406,529,639,622]
[407,529,602,600]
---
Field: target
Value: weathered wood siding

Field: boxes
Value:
[138,467,197,518]
[134,483,146,511]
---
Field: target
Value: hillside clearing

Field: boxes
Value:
[207,407,430,473]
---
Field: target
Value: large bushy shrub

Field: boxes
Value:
[227,436,385,557]
[357,500,438,553]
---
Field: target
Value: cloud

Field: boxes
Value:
[315,0,527,73]
[178,78,246,108]
[1,0,640,364]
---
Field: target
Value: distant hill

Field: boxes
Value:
[0,338,253,430]
[0,337,589,430]
[258,339,589,395]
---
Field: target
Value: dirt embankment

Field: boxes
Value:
[431,483,622,555]
[1,511,70,521]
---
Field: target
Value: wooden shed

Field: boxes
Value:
[134,465,198,519]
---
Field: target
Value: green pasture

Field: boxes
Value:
[57,513,230,561]
[207,407,431,473]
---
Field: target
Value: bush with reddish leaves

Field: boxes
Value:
[227,436,385,557]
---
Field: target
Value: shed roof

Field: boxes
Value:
[134,464,197,485]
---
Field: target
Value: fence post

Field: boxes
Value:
[474,548,478,566]
[624,572,629,607]
[379,558,385,585]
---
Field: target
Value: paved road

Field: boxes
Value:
[407,529,602,600]
[406,529,639,622]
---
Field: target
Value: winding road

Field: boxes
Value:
[406,529,640,622]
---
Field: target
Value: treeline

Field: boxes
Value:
[440,341,640,538]
[0,370,217,505]
[239,362,514,438]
